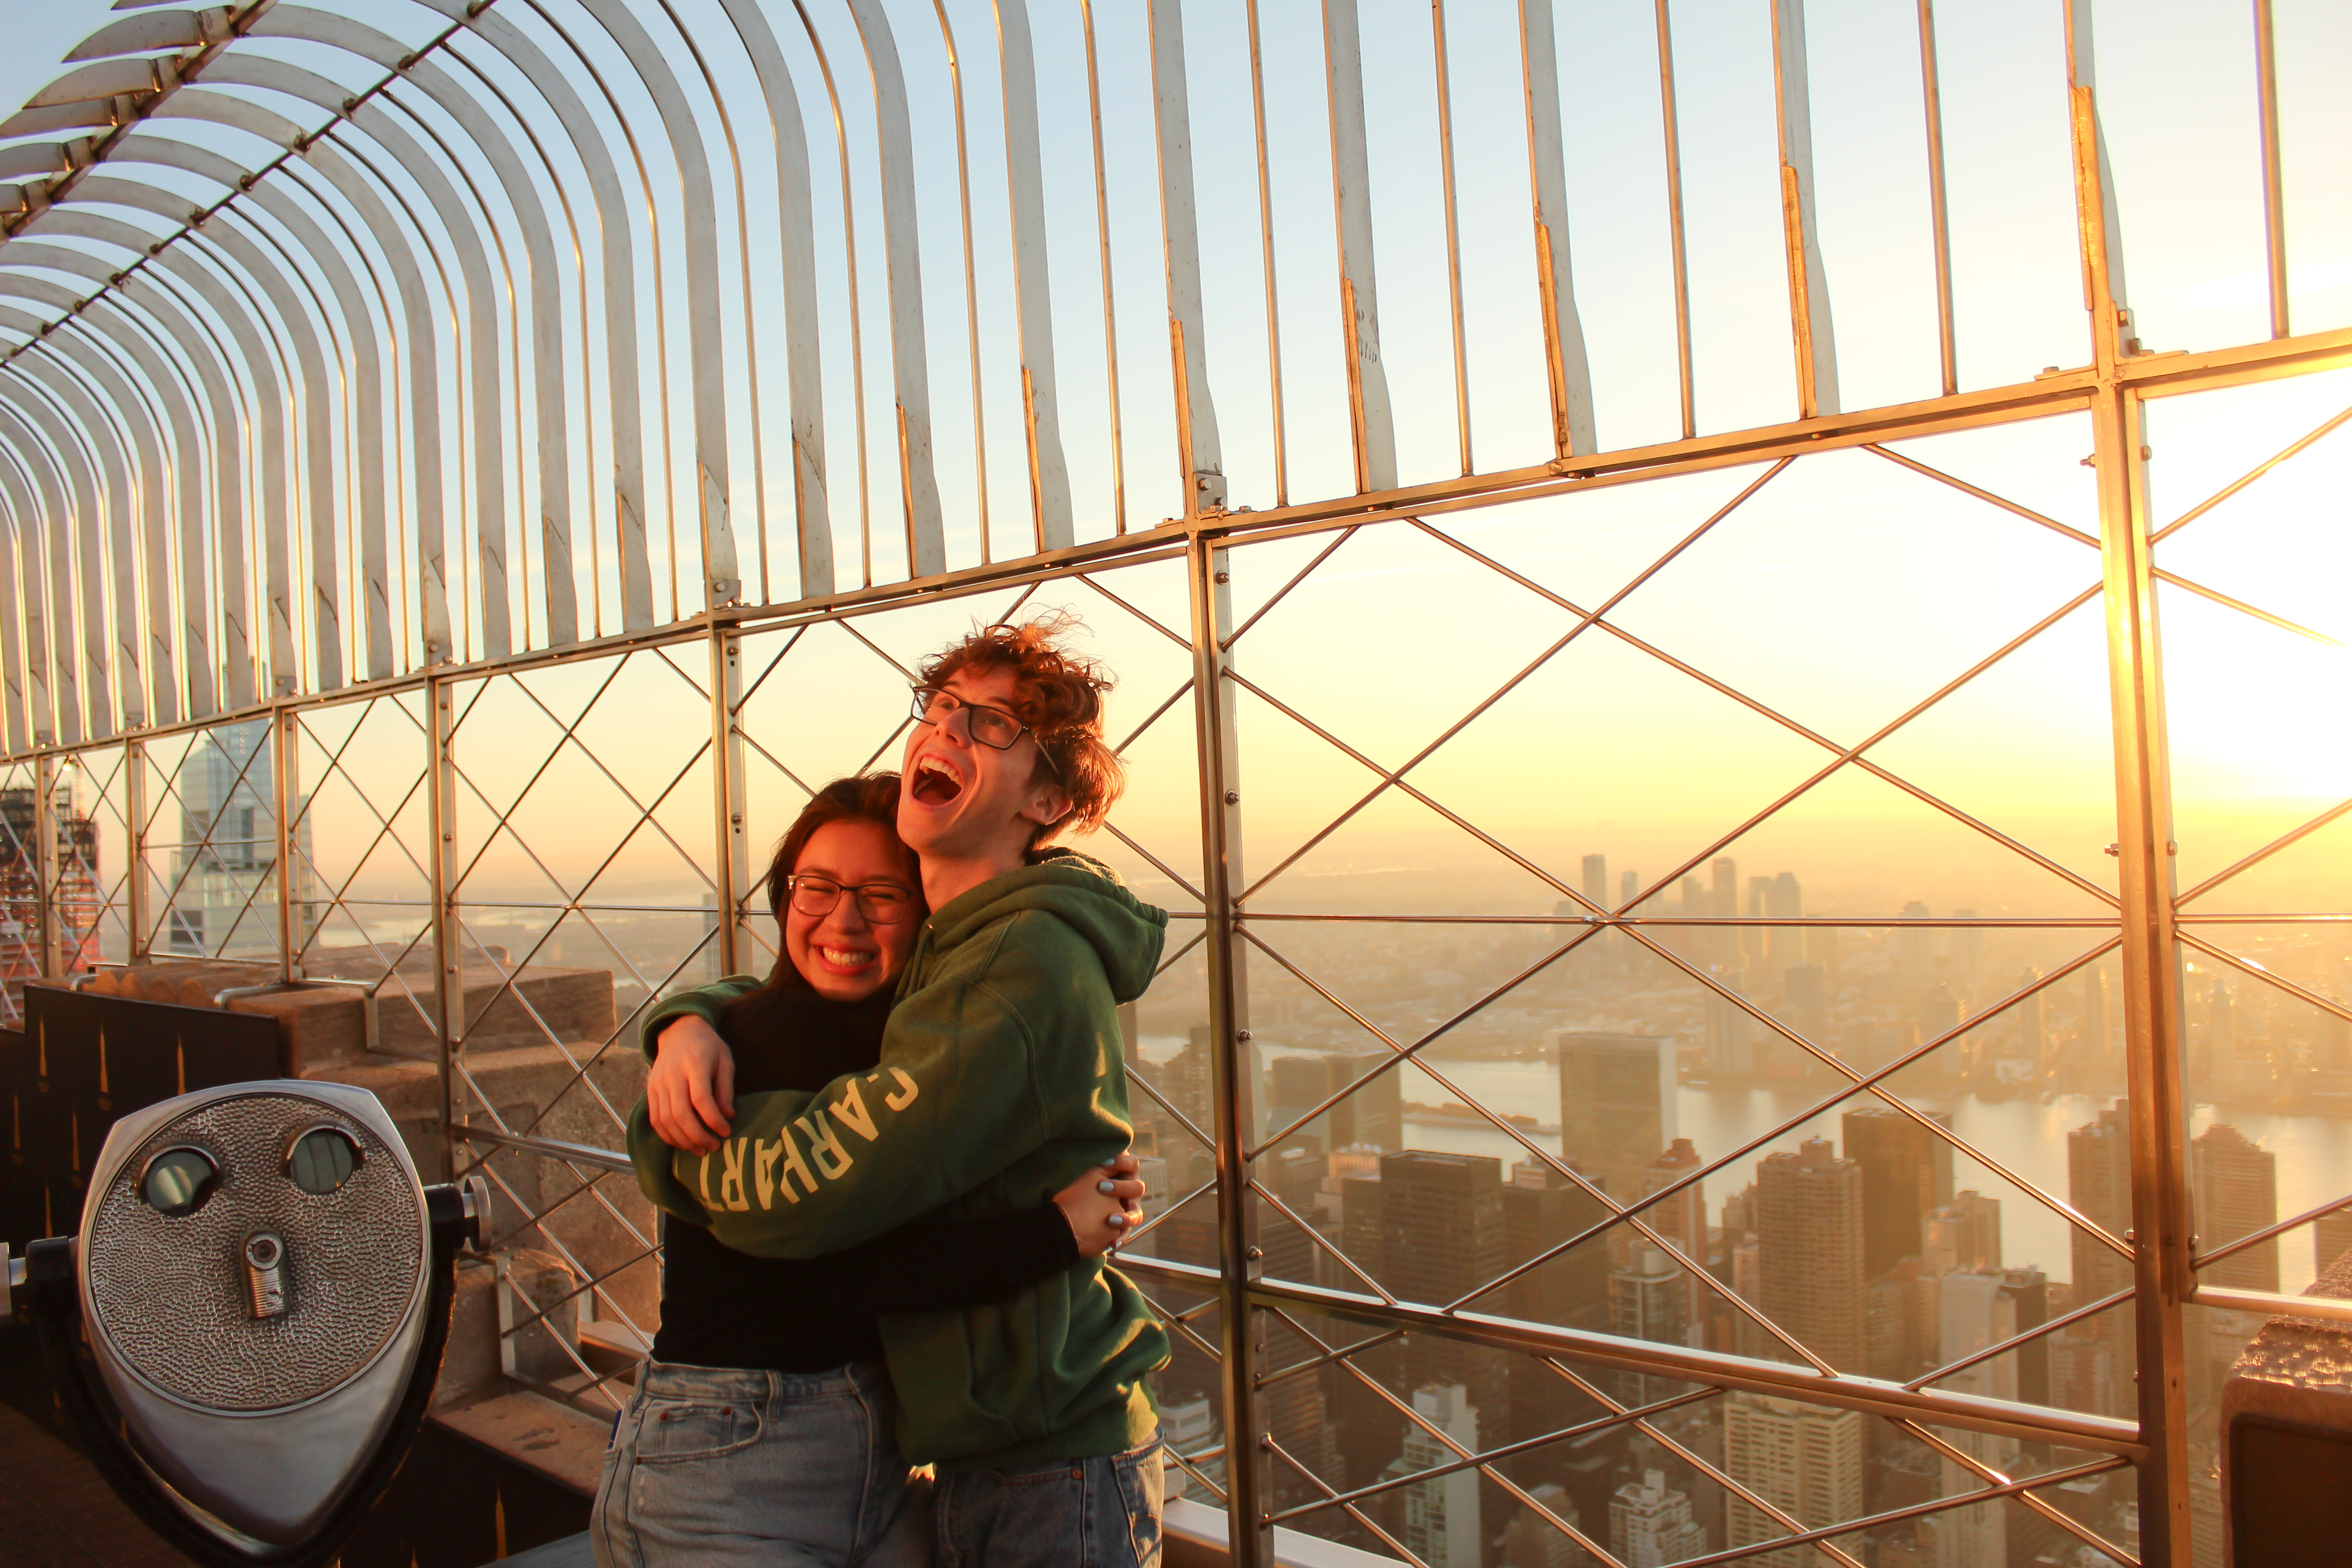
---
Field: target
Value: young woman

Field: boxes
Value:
[595,774,1144,1568]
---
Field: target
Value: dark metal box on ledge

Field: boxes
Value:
[2220,1255,2352,1565]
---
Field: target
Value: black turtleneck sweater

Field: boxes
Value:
[649,970,1079,1372]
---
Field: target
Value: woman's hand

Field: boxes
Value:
[1054,1151,1147,1258]
[646,1015,738,1154]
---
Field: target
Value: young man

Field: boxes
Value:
[631,614,1173,1567]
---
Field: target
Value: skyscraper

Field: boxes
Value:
[1767,872,1803,971]
[1369,1151,1510,1457]
[1620,869,1641,912]
[1555,1031,1677,1199]
[2316,1203,2352,1281]
[1755,1138,1867,1370]
[1713,856,1740,967]
[1841,1106,1954,1278]
[1936,1270,2023,1568]
[2067,1101,2136,1419]
[1398,1384,1482,1568]
[1582,853,1608,911]
[1501,1158,1612,1459]
[1783,963,1828,1052]
[1610,1469,1710,1567]
[2191,1123,2278,1292]
[1924,1191,2003,1275]
[1610,1240,1691,1407]
[169,720,317,956]
[1637,1138,1709,1325]
[1898,902,1932,996]
[1705,975,1754,1078]
[1745,875,1773,969]
[1723,1393,1864,1568]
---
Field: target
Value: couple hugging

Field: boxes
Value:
[597,614,1177,1568]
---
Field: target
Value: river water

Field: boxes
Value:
[1148,1040,2352,1292]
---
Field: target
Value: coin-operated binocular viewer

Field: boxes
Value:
[3,1080,487,1568]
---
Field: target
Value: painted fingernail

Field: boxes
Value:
[1108,1213,1127,1227]
[1098,1180,1116,1194]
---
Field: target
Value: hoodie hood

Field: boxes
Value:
[916,847,1168,1004]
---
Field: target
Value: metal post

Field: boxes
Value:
[272,705,295,983]
[710,622,748,978]
[123,735,146,961]
[2070,3,2192,1559]
[428,673,461,1184]
[1186,533,1265,1567]
[32,749,57,978]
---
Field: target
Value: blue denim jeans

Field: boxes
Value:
[592,1359,930,1568]
[931,1435,1163,1568]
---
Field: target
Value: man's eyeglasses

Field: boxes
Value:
[909,686,1061,776]
[785,874,917,924]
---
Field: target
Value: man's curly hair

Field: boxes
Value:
[917,611,1123,843]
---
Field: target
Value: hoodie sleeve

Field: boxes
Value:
[638,975,764,1064]
[632,912,1122,1257]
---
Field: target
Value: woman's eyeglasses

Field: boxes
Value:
[785,874,916,924]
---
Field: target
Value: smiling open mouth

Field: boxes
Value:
[911,756,965,805]
[816,945,877,970]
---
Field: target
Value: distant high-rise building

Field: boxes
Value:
[1950,913,1984,997]
[1924,1190,2002,1276]
[1865,1257,1939,1381]
[2317,1203,2352,1281]
[2002,1265,2052,1408]
[1611,1240,1692,1407]
[1499,1483,1588,1568]
[2083,967,2111,1064]
[1582,854,1608,912]
[1398,1384,1482,1568]
[1704,974,1754,1078]
[1367,1152,1509,1441]
[1755,1138,1867,1370]
[168,720,317,956]
[1619,870,1640,912]
[1783,963,1828,1050]
[1555,1032,1677,1199]
[1767,872,1803,971]
[1842,1106,1954,1278]
[1936,1270,2023,1568]
[1610,1468,1710,1568]
[1678,874,1710,965]
[1898,902,1932,995]
[2192,1123,2278,1292]
[1722,1392,1863,1568]
[2068,1102,2136,1419]
[1713,857,1740,968]
[1324,1051,1405,1153]
[1502,1160,1612,1457]
[1745,875,1773,968]
[1637,1138,1709,1326]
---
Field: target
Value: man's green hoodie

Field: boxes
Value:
[628,848,1173,1470]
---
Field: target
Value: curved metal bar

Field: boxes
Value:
[0,448,49,747]
[447,4,655,631]
[568,0,744,608]
[114,267,256,707]
[78,294,218,717]
[1320,0,1396,495]
[202,53,514,662]
[1518,0,1599,458]
[39,322,180,725]
[127,186,349,694]
[1769,0,1840,419]
[709,0,834,598]
[11,356,137,735]
[991,0,1073,553]
[839,0,946,576]
[252,5,579,651]
[0,375,110,737]
[1146,0,1225,519]
[0,414,64,745]
[149,238,299,696]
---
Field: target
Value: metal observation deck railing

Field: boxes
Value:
[4,0,2351,1563]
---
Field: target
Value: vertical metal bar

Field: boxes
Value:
[34,749,59,978]
[1241,0,1284,509]
[710,624,747,978]
[1769,0,1841,419]
[1147,0,1226,519]
[992,0,1076,554]
[1320,0,1397,495]
[1519,0,1600,459]
[1429,0,1471,477]
[428,672,461,1185]
[1186,531,1264,1568]
[2069,4,2188,1562]
[273,704,294,984]
[1654,0,1695,440]
[1917,0,1957,396]
[1079,0,1130,530]
[927,0,995,563]
[2251,0,2289,340]
[123,735,146,960]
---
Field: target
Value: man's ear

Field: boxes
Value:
[1018,778,1074,833]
